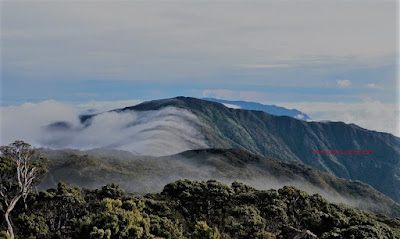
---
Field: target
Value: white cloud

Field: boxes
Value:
[76,99,143,114]
[237,64,290,69]
[0,100,208,156]
[366,83,383,89]
[336,79,352,88]
[294,114,305,120]
[0,101,80,146]
[276,101,400,137]
[222,103,241,109]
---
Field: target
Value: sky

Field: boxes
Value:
[1,1,399,136]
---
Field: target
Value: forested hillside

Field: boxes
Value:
[2,180,400,239]
[38,148,400,217]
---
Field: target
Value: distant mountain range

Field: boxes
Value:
[203,98,311,120]
[38,147,400,217]
[47,97,400,205]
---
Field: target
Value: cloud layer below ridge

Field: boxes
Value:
[1,100,208,156]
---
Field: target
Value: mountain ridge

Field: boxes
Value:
[60,96,400,203]
[203,97,311,120]
[112,97,400,203]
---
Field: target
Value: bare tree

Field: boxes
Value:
[0,141,47,239]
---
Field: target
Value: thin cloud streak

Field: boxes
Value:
[336,79,352,88]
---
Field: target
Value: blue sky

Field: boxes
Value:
[3,61,397,104]
[1,1,399,135]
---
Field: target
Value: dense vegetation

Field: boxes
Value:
[1,179,399,239]
[106,97,400,203]
[0,141,48,239]
[38,148,400,218]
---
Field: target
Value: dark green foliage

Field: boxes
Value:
[15,213,49,238]
[0,141,49,239]
[0,154,17,212]
[28,182,86,237]
[320,225,398,239]
[97,184,125,200]
[3,180,400,238]
[89,198,152,238]
[148,215,183,239]
[193,221,220,239]
[0,231,10,239]
[151,180,399,238]
[90,227,111,239]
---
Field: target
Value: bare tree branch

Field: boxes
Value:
[0,141,47,239]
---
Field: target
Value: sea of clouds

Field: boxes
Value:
[0,100,208,156]
[1,99,399,157]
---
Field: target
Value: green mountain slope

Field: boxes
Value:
[108,97,400,203]
[39,148,400,217]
